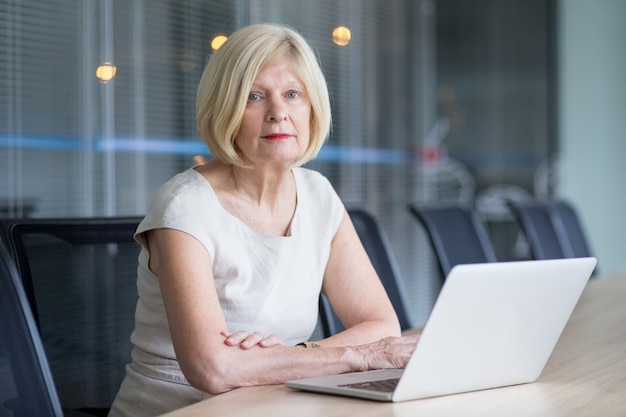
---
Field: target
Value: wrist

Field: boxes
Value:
[339,345,366,372]
[296,341,321,348]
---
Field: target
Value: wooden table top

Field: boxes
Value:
[161,272,626,417]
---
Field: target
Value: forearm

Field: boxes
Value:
[315,317,401,348]
[192,320,401,394]
[189,343,362,394]
[181,323,418,395]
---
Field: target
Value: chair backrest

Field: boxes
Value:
[0,239,65,417]
[1,217,142,417]
[548,200,595,259]
[546,200,598,276]
[507,200,565,260]
[319,208,413,337]
[408,203,497,278]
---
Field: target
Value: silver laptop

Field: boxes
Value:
[286,257,597,402]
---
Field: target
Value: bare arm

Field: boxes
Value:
[315,210,402,346]
[147,219,416,395]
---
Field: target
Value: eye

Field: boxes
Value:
[287,90,299,99]
[248,93,261,101]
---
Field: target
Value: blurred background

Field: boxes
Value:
[1,0,624,326]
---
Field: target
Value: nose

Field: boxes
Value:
[266,98,288,122]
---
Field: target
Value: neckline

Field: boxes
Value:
[189,167,299,238]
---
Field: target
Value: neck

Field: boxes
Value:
[230,164,294,207]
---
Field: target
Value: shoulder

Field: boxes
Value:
[138,168,218,233]
[150,168,211,212]
[156,168,206,198]
[293,167,345,234]
[292,167,336,195]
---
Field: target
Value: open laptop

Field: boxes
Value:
[286,257,597,402]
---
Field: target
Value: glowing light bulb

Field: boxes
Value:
[96,62,117,83]
[332,26,351,46]
[211,35,228,51]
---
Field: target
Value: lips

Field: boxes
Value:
[263,133,293,140]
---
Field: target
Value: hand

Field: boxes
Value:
[359,333,420,371]
[221,331,285,350]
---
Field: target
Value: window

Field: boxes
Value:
[1,0,439,326]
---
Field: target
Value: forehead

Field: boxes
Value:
[252,61,304,87]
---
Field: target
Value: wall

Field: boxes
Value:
[558,0,626,274]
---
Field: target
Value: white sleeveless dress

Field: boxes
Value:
[108,167,345,417]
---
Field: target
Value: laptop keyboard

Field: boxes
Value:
[338,377,400,393]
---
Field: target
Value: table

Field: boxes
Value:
[161,272,626,417]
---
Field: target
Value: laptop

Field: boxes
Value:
[286,257,597,402]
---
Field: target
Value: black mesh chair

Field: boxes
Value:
[408,203,497,279]
[319,208,413,337]
[507,200,566,260]
[0,239,65,417]
[0,238,93,417]
[1,217,142,417]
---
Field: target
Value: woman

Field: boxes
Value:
[109,23,419,417]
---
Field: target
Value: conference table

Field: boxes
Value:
[161,272,626,417]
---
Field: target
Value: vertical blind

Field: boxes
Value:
[0,0,440,326]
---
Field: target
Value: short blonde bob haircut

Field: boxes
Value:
[196,23,332,168]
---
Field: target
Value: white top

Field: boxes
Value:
[109,167,345,416]
[130,165,344,368]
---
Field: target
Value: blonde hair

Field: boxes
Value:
[196,23,332,167]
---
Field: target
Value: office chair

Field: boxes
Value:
[531,199,598,275]
[507,200,566,260]
[0,239,93,417]
[1,217,142,417]
[319,208,414,337]
[548,200,596,259]
[408,203,497,279]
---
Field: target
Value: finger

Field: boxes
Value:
[223,330,251,346]
[396,333,420,346]
[258,334,285,347]
[239,332,266,349]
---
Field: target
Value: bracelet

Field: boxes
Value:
[296,341,321,348]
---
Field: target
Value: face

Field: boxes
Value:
[235,61,311,168]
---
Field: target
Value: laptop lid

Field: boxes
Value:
[286,257,597,402]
